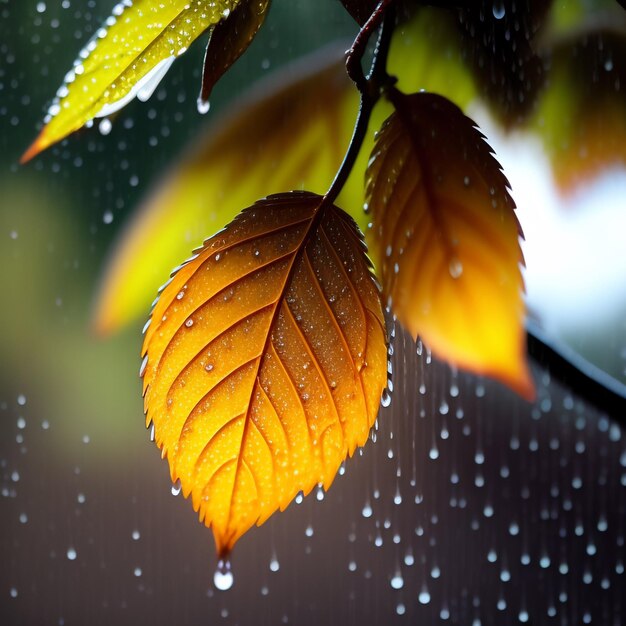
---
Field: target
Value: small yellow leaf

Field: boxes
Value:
[22,0,241,162]
[141,192,387,557]
[367,91,534,399]
[93,52,360,335]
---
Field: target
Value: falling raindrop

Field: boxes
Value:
[390,572,404,590]
[418,587,431,604]
[492,2,505,19]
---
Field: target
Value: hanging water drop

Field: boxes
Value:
[381,388,392,408]
[197,97,211,115]
[214,559,234,591]
[171,479,182,496]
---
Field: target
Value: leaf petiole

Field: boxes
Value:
[325,0,396,206]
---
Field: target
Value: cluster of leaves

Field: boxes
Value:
[22,0,625,566]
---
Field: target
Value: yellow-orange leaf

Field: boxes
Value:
[22,0,241,162]
[141,191,387,557]
[367,91,534,399]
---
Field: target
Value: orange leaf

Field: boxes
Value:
[366,91,534,399]
[141,192,387,557]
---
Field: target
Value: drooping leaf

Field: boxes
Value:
[198,0,271,110]
[141,191,387,557]
[367,91,534,399]
[21,0,242,162]
[93,49,362,335]
[94,10,478,335]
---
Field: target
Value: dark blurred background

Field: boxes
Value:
[1,1,625,624]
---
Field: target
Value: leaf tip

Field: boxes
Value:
[497,356,536,403]
[20,130,50,164]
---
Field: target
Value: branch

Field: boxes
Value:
[325,1,396,205]
[526,320,626,421]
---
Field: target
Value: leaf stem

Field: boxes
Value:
[324,1,396,206]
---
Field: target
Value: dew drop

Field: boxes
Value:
[449,257,463,279]
[171,479,182,496]
[214,559,233,591]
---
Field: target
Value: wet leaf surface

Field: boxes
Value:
[367,91,533,398]
[141,191,387,556]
